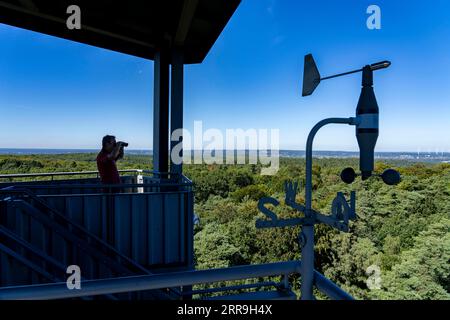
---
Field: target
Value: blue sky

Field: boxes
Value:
[0,0,449,152]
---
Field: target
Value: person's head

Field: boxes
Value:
[102,135,116,152]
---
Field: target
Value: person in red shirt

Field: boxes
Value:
[96,135,124,185]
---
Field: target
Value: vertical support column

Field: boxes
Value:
[153,49,170,176]
[170,49,184,178]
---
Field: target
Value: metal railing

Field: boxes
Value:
[0,260,353,300]
[0,169,184,181]
[0,169,193,194]
[0,170,352,300]
[0,261,300,300]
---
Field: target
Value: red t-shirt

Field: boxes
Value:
[96,150,121,184]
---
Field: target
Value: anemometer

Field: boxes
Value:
[303,54,399,184]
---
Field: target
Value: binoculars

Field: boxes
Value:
[116,141,129,148]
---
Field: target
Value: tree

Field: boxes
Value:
[194,222,242,270]
[371,219,450,300]
[380,235,401,271]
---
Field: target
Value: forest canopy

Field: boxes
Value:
[0,154,449,300]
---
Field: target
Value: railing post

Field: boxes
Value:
[282,274,290,290]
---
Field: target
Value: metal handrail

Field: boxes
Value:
[0,169,193,193]
[0,170,133,179]
[0,261,301,300]
[0,260,354,300]
[0,183,192,190]
[0,169,181,179]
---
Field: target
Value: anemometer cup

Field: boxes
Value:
[340,167,401,185]
[381,169,401,185]
[341,168,357,184]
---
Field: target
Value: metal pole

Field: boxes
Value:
[170,49,184,177]
[320,68,362,81]
[302,117,355,300]
[153,48,170,176]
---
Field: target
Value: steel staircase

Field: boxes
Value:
[0,186,180,300]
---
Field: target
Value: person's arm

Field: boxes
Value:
[107,144,122,161]
[115,147,124,161]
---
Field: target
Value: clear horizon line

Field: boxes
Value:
[0,147,449,154]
